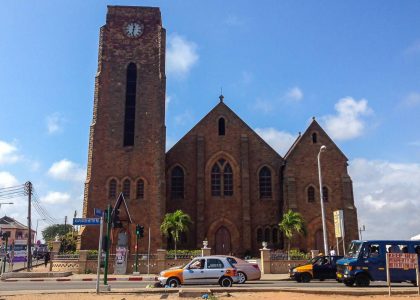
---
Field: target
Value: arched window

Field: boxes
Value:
[211,159,234,197]
[272,228,278,244]
[264,228,270,243]
[223,163,233,196]
[218,118,225,136]
[108,179,117,199]
[307,186,315,203]
[171,166,184,199]
[211,164,221,196]
[123,63,137,147]
[259,166,272,198]
[123,179,131,199]
[322,186,329,202]
[136,179,144,199]
[257,228,263,243]
[312,132,317,144]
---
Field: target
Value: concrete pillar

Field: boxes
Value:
[78,250,88,274]
[157,249,166,272]
[260,248,271,274]
[201,247,211,257]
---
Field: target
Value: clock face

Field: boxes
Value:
[125,22,144,38]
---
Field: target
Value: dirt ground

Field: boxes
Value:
[2,292,420,300]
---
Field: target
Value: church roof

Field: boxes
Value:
[167,97,284,159]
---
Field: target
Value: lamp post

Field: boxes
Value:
[34,218,46,244]
[317,145,329,255]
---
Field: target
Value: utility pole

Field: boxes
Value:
[25,181,32,271]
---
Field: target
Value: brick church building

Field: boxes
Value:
[79,6,359,256]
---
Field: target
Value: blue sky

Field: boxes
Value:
[0,0,419,242]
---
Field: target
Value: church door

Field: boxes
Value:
[215,226,231,255]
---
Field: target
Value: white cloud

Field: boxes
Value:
[284,87,303,102]
[41,191,71,204]
[46,112,65,135]
[402,92,420,107]
[0,171,19,188]
[350,158,420,239]
[322,97,373,140]
[174,110,194,126]
[253,98,274,114]
[166,34,198,77]
[0,140,21,165]
[255,128,297,155]
[47,159,86,182]
[404,40,420,55]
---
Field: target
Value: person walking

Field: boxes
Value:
[44,252,50,268]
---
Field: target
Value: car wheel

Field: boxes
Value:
[301,273,311,283]
[344,279,355,287]
[237,271,247,284]
[220,276,233,287]
[295,277,302,283]
[355,273,370,287]
[167,277,180,287]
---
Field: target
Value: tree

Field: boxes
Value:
[59,232,77,253]
[42,224,74,242]
[160,210,192,259]
[279,209,307,260]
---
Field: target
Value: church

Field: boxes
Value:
[79,5,359,256]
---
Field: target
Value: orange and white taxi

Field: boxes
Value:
[158,256,239,287]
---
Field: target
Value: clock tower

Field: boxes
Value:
[80,6,166,252]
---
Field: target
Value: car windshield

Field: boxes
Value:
[346,241,362,258]
[308,257,321,264]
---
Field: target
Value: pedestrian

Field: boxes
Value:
[329,246,336,256]
[44,252,50,267]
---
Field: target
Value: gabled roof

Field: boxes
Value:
[111,192,133,224]
[167,99,283,159]
[284,118,348,161]
[0,215,34,232]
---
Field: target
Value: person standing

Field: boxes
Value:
[329,246,336,256]
[44,252,50,268]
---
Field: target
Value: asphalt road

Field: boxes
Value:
[0,279,416,292]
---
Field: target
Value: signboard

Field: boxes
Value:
[333,210,344,238]
[72,218,101,225]
[94,208,103,217]
[388,253,418,270]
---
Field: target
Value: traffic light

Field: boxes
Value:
[135,225,144,238]
[112,208,122,228]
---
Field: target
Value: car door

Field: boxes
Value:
[205,258,226,284]
[183,258,206,284]
[313,257,332,280]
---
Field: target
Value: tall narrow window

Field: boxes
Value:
[123,179,131,199]
[272,228,278,244]
[211,164,221,196]
[307,186,315,203]
[136,179,144,199]
[123,63,137,146]
[218,118,225,136]
[171,166,184,199]
[264,228,270,243]
[257,228,263,243]
[312,133,317,144]
[108,179,117,199]
[211,159,234,197]
[223,163,233,196]
[259,167,272,198]
[322,186,329,202]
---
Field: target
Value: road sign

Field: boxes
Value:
[388,253,418,270]
[94,208,103,217]
[73,218,101,225]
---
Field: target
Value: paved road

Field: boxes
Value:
[0,279,416,292]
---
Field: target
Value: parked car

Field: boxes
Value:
[289,255,344,283]
[222,256,261,283]
[158,256,239,287]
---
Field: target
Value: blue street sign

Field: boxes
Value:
[73,218,101,225]
[94,208,103,217]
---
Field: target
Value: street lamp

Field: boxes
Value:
[34,218,46,244]
[317,145,329,255]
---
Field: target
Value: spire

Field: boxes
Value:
[219,87,224,103]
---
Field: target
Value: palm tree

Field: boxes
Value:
[160,210,192,259]
[279,209,307,260]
